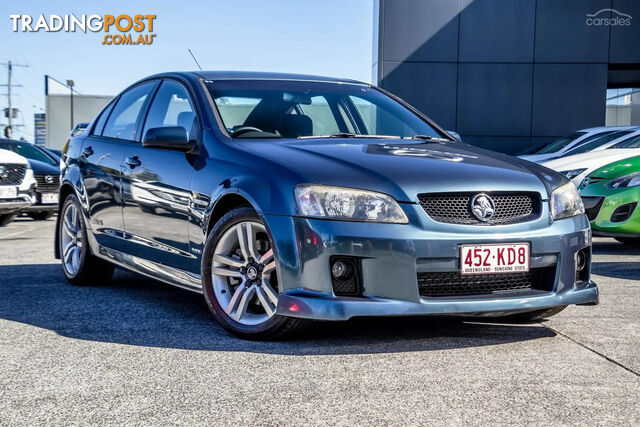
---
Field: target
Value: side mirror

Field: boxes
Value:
[142,126,195,151]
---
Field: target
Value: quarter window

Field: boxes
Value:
[102,81,155,141]
[92,101,115,136]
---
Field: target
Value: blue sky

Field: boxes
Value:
[0,0,374,141]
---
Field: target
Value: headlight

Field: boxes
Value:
[560,168,586,180]
[295,185,408,223]
[551,183,585,220]
[607,172,640,188]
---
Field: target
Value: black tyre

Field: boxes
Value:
[0,213,18,226]
[614,237,640,247]
[202,207,308,340]
[28,211,54,220]
[503,305,567,323]
[59,194,114,285]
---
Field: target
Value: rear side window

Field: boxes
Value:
[102,82,155,141]
[92,101,115,136]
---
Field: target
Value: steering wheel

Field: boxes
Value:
[230,126,264,137]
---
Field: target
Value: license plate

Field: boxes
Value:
[460,243,530,275]
[41,193,58,204]
[0,186,17,199]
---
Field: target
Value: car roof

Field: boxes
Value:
[143,71,368,85]
[578,125,640,132]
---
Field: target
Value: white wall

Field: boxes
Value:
[46,94,113,149]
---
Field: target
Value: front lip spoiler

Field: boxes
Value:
[275,281,598,321]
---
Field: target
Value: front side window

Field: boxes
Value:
[142,80,197,140]
[102,81,155,141]
[533,131,587,154]
[206,80,443,140]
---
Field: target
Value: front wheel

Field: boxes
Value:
[201,207,308,340]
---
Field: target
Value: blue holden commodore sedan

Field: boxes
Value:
[55,71,598,339]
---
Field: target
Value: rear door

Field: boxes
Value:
[80,81,157,250]
[120,79,199,271]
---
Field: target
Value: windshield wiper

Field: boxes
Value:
[324,133,401,139]
[296,133,402,139]
[408,134,452,142]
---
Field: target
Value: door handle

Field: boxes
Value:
[81,146,93,157]
[125,156,142,169]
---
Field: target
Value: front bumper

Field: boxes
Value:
[582,187,640,236]
[265,204,598,320]
[0,198,32,213]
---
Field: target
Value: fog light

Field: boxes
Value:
[331,260,353,280]
[576,250,587,272]
[329,257,360,296]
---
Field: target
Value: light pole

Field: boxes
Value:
[66,79,74,131]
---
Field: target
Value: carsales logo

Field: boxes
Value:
[9,14,157,45]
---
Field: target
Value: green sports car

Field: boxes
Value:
[579,155,640,246]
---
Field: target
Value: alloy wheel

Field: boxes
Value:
[211,221,279,326]
[60,202,84,276]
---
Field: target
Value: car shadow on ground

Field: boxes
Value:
[0,263,556,354]
[591,239,640,280]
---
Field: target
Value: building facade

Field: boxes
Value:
[373,0,640,154]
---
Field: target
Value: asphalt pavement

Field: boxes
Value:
[0,217,638,425]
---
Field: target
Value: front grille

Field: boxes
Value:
[34,174,60,192]
[417,192,540,225]
[0,164,26,185]
[585,198,604,221]
[417,267,554,297]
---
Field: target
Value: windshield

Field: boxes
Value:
[560,131,634,156]
[531,131,586,154]
[611,134,640,149]
[0,141,57,165]
[206,80,445,140]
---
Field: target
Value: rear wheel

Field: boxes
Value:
[202,207,308,340]
[0,213,18,226]
[614,237,640,247]
[59,194,114,285]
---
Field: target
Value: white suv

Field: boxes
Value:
[0,148,36,226]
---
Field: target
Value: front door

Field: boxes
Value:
[120,79,199,271]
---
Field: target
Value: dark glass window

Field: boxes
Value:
[142,80,197,140]
[92,101,115,136]
[102,82,155,141]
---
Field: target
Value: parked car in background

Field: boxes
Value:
[0,148,36,226]
[0,139,60,220]
[542,133,640,187]
[518,126,637,163]
[56,71,597,339]
[579,156,640,247]
[552,127,640,159]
